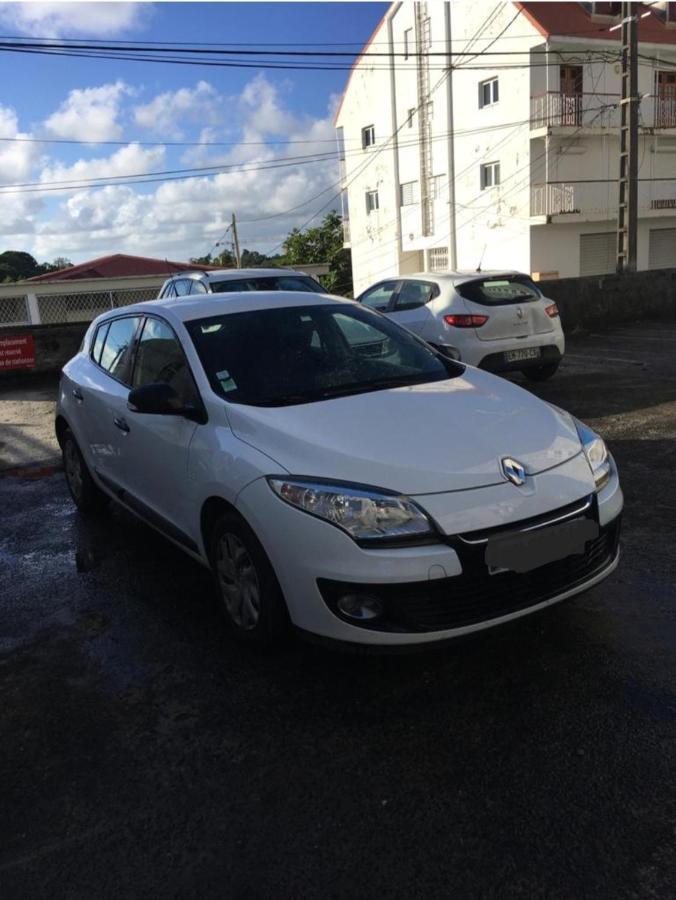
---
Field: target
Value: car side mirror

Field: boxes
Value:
[127,383,206,423]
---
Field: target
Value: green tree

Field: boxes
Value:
[282,211,352,296]
[0,250,41,281]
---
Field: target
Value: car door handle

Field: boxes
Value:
[113,416,130,433]
[72,388,84,402]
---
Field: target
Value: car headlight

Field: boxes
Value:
[267,478,434,543]
[574,419,610,491]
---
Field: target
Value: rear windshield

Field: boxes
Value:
[186,303,462,407]
[456,275,541,306]
[209,275,325,294]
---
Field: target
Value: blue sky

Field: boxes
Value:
[0,2,386,263]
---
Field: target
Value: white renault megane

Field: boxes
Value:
[56,291,622,648]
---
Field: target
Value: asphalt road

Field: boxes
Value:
[1,322,675,899]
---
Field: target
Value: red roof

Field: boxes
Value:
[26,253,219,282]
[517,2,676,45]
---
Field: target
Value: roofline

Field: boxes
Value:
[333,2,398,127]
[514,1,548,38]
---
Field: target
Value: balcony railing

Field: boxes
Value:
[654,95,676,129]
[342,219,351,244]
[531,183,577,217]
[530,91,620,129]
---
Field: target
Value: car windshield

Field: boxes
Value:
[456,275,541,305]
[186,303,462,407]
[209,275,325,294]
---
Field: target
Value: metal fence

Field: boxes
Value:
[36,287,159,324]
[0,296,30,325]
[0,278,164,327]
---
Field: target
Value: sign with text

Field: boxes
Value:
[0,334,36,370]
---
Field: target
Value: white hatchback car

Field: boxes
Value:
[56,291,621,649]
[357,271,565,381]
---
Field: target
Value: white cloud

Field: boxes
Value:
[30,74,341,262]
[0,2,149,38]
[133,81,218,139]
[40,143,165,188]
[44,81,132,142]
[0,104,43,182]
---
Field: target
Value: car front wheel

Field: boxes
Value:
[522,361,560,382]
[210,512,289,646]
[61,428,108,514]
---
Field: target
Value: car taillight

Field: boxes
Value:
[444,314,489,328]
[545,303,559,318]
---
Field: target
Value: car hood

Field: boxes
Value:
[226,368,583,495]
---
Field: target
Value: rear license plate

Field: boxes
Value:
[485,519,600,575]
[505,347,541,363]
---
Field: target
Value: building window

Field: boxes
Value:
[407,108,415,128]
[362,125,375,149]
[429,247,449,272]
[400,181,418,206]
[479,77,499,108]
[404,28,413,60]
[430,175,445,200]
[365,189,379,213]
[480,161,500,190]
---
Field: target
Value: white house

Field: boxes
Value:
[335,1,676,293]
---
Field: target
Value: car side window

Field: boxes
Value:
[189,280,208,294]
[393,280,438,311]
[98,317,142,384]
[174,280,192,297]
[132,317,198,405]
[162,283,176,299]
[359,281,398,311]
[91,322,110,364]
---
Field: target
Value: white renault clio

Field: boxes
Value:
[358,271,565,380]
[56,291,622,649]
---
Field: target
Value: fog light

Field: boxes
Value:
[336,593,383,621]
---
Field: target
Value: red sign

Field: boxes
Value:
[0,334,36,370]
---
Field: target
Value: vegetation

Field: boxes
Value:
[190,211,353,296]
[0,251,73,282]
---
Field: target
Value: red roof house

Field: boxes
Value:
[26,253,218,283]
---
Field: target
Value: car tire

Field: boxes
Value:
[209,512,289,646]
[61,427,108,514]
[522,362,560,382]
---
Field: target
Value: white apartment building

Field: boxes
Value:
[335,1,676,293]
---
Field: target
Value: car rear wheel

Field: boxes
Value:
[61,428,108,514]
[522,361,560,382]
[210,512,289,646]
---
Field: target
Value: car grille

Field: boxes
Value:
[318,518,620,634]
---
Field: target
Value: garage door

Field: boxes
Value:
[580,232,615,276]
[649,228,676,269]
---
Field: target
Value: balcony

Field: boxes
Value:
[532,179,676,221]
[531,184,578,217]
[530,92,620,130]
[652,95,676,129]
[342,219,351,245]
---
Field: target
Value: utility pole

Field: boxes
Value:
[231,212,241,268]
[616,1,639,273]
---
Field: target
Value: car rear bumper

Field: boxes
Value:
[478,344,562,374]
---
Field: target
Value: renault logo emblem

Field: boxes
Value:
[516,306,524,319]
[502,457,526,486]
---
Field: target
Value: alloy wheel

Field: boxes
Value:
[64,439,83,503]
[215,532,261,630]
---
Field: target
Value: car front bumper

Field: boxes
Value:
[235,454,622,647]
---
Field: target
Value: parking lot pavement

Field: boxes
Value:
[0,373,60,471]
[1,321,675,899]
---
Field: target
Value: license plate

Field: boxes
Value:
[505,347,541,363]
[485,519,600,575]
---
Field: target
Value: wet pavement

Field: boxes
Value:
[1,322,675,898]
